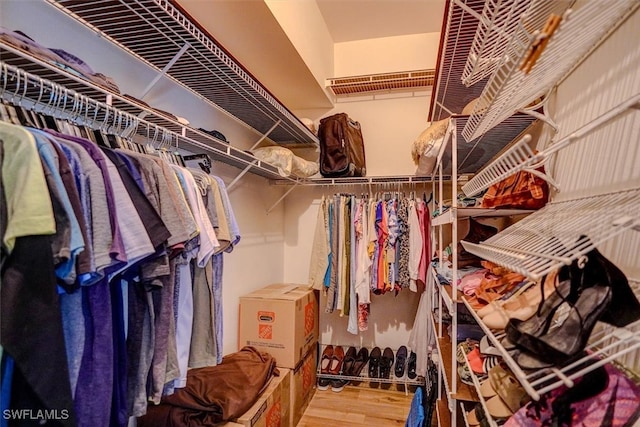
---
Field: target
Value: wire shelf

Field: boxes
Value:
[430,314,480,404]
[461,296,640,401]
[462,0,639,142]
[0,60,301,183]
[460,188,640,281]
[462,0,546,87]
[271,175,435,186]
[435,114,536,177]
[461,92,640,197]
[429,0,490,121]
[461,344,499,427]
[47,0,318,146]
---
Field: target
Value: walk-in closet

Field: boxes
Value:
[1,0,639,426]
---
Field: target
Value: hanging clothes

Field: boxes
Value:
[0,114,241,426]
[309,191,431,335]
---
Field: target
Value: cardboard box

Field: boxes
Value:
[234,368,291,427]
[289,345,317,427]
[239,284,318,369]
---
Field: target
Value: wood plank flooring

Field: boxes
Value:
[297,385,413,427]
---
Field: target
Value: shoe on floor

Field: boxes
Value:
[331,379,349,392]
[317,377,331,391]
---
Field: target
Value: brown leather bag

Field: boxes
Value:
[318,113,366,177]
[481,168,549,210]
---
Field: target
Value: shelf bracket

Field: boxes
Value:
[523,163,560,193]
[139,42,191,102]
[227,160,258,192]
[266,182,300,214]
[250,119,282,150]
[517,91,558,134]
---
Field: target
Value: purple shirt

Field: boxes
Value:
[46,130,126,263]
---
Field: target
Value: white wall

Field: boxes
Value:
[265,0,335,93]
[334,33,441,77]
[551,7,640,281]
[281,26,440,352]
[1,0,288,356]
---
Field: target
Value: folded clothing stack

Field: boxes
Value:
[1,27,120,93]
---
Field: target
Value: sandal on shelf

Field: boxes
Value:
[329,346,345,375]
[407,351,417,379]
[479,378,497,399]
[395,346,407,377]
[479,336,502,357]
[368,347,381,378]
[488,365,530,414]
[380,347,394,379]
[320,345,334,375]
[351,347,369,378]
[341,346,357,376]
[458,364,474,386]
[456,339,479,364]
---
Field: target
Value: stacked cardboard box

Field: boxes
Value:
[233,369,291,427]
[289,344,317,426]
[239,285,319,426]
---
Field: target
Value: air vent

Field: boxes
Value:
[327,69,435,96]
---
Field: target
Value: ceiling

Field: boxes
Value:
[176,0,446,113]
[316,0,447,43]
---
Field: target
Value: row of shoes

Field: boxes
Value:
[465,246,640,369]
[457,337,529,423]
[318,345,418,392]
[463,352,640,426]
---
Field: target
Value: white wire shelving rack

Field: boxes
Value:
[460,188,640,281]
[429,0,491,122]
[461,346,499,427]
[462,0,639,142]
[431,113,506,427]
[461,0,569,87]
[46,0,318,147]
[0,44,305,186]
[461,290,640,402]
[461,92,640,197]
[0,61,302,187]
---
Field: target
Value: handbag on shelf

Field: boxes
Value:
[450,218,498,268]
[481,168,549,210]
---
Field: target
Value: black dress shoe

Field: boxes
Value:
[407,351,417,379]
[368,347,381,378]
[395,346,407,377]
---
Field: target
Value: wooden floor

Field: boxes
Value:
[297,385,414,427]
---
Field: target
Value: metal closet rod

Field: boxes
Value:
[0,61,299,184]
